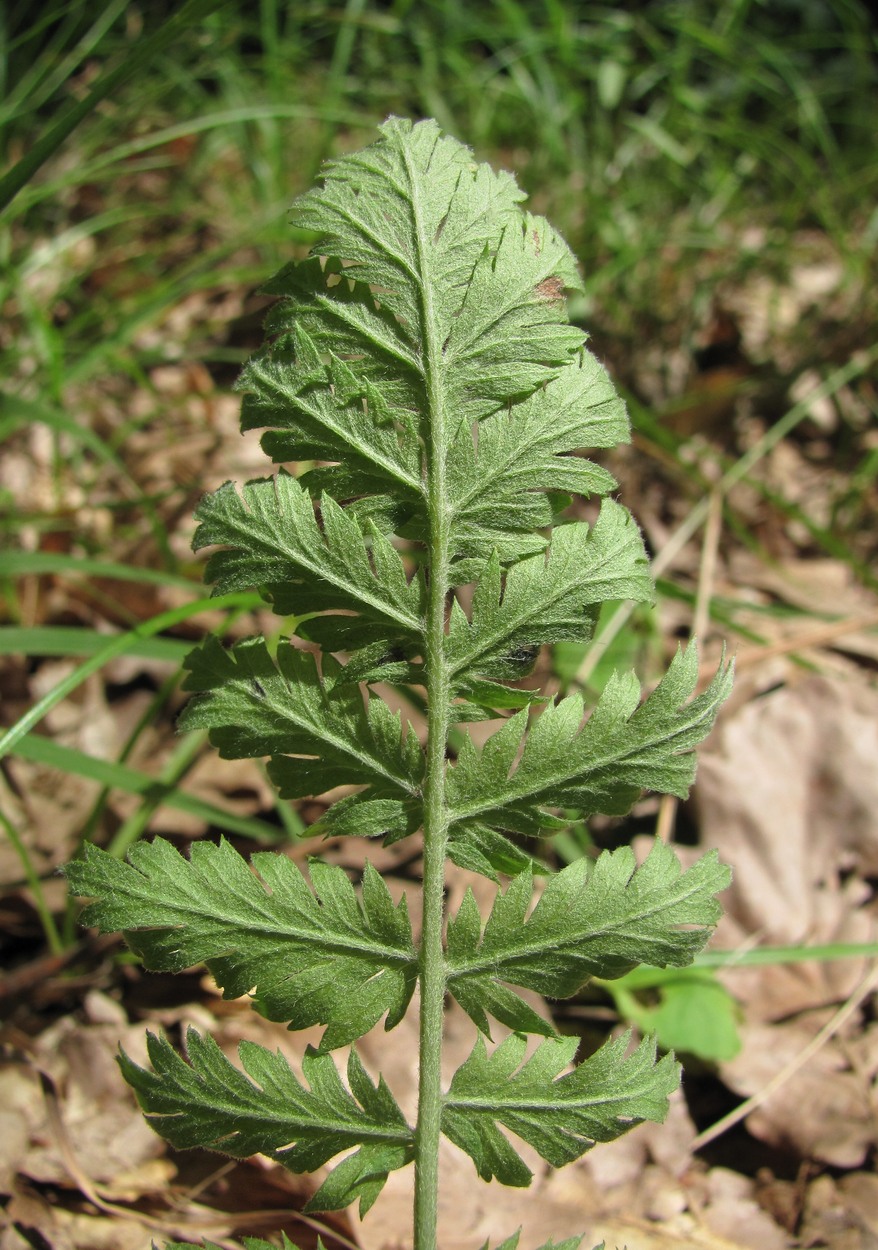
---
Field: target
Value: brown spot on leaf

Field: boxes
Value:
[534,275,565,301]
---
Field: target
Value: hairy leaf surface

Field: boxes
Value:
[235,117,596,536]
[123,1029,413,1216]
[446,351,628,562]
[110,115,733,1242]
[180,636,422,836]
[442,1032,678,1187]
[446,500,652,690]
[447,646,733,838]
[291,117,584,416]
[242,263,423,501]
[192,471,423,640]
[445,819,553,883]
[66,839,417,1049]
[446,840,731,1036]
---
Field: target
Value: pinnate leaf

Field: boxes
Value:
[238,118,599,568]
[442,1031,678,1187]
[66,838,417,1049]
[180,636,422,837]
[448,645,733,838]
[123,1029,413,1216]
[446,350,628,563]
[291,117,584,419]
[97,115,730,1242]
[446,499,651,691]
[192,471,423,640]
[446,840,731,1036]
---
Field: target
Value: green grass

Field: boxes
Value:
[3,2,876,386]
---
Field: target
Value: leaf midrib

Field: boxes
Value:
[113,858,416,964]
[446,533,623,677]
[253,357,424,496]
[446,879,714,979]
[443,1090,648,1113]
[152,1103,413,1143]
[448,696,717,824]
[209,489,422,634]
[124,896,416,967]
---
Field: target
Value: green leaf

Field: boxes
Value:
[447,646,733,837]
[442,1032,679,1187]
[160,1238,309,1250]
[447,821,552,883]
[241,268,423,502]
[58,114,733,1242]
[480,1236,584,1250]
[238,118,604,564]
[180,635,422,836]
[447,841,731,1037]
[65,839,417,1049]
[446,500,652,690]
[192,472,424,641]
[603,965,742,1062]
[122,1029,413,1218]
[240,116,595,537]
[291,117,584,421]
[446,351,628,562]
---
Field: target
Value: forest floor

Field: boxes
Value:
[3,230,878,1250]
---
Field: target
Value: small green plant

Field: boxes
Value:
[65,118,732,1250]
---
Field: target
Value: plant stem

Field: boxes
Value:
[416,642,450,1250]
[412,156,451,1250]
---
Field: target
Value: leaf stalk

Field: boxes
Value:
[412,143,453,1250]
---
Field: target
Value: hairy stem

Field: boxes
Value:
[412,152,451,1250]
[416,564,450,1250]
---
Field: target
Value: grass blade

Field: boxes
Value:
[0,0,228,214]
[0,626,191,663]
[0,592,261,761]
[13,732,284,845]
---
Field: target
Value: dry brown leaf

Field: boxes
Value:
[589,1215,779,1250]
[694,1167,791,1250]
[719,1021,878,1168]
[1,1193,158,1250]
[693,673,878,1166]
[0,1068,41,1192]
[16,1005,161,1190]
[798,1173,878,1250]
[727,553,878,666]
[697,674,878,1014]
